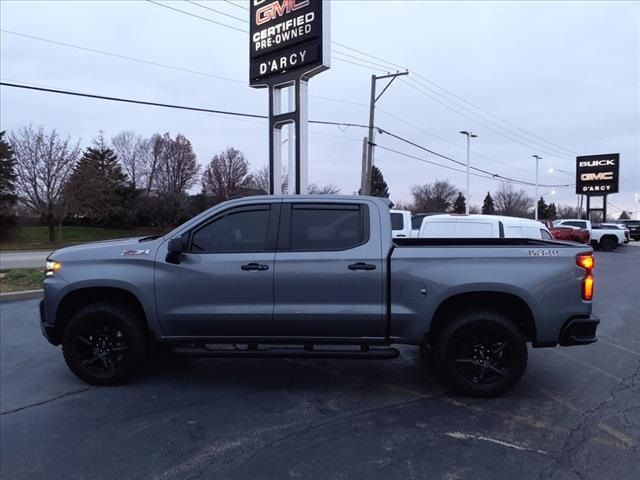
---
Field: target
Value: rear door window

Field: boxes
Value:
[287,204,366,251]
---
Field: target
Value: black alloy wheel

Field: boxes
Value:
[74,320,130,375]
[62,302,147,385]
[433,310,528,397]
[451,329,511,385]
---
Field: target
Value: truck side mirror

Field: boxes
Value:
[166,237,184,264]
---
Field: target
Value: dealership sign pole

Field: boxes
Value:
[250,0,331,194]
[575,153,620,221]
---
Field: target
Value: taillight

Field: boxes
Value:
[576,254,595,301]
[577,255,594,270]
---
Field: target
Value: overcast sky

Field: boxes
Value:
[1,0,639,216]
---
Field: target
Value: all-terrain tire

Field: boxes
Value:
[62,302,148,386]
[432,309,528,397]
[600,236,617,252]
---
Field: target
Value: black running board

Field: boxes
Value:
[170,345,400,360]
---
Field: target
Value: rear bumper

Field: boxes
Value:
[559,315,600,346]
[39,300,59,346]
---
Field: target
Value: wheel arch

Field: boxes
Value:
[55,287,149,342]
[426,291,536,347]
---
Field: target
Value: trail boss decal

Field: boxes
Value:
[575,153,620,194]
[250,0,329,86]
[528,249,560,257]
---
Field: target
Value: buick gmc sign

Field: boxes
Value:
[250,0,330,87]
[575,153,620,194]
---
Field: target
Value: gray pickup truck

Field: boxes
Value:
[40,195,599,396]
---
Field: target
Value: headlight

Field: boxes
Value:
[45,261,61,276]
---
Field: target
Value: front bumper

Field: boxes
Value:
[39,300,59,346]
[559,316,600,346]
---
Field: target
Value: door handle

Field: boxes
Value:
[241,263,269,271]
[348,262,376,271]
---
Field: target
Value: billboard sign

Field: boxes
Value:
[575,153,620,195]
[250,0,330,87]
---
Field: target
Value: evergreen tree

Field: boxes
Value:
[65,133,134,227]
[0,131,18,239]
[452,192,466,213]
[481,192,496,214]
[545,202,557,220]
[536,197,548,219]
[370,165,390,198]
[619,211,630,220]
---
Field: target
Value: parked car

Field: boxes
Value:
[390,209,412,238]
[614,220,640,240]
[543,220,590,244]
[418,214,553,240]
[410,213,434,238]
[554,219,625,251]
[600,223,630,243]
[41,195,598,397]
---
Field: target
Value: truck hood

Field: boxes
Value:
[49,237,164,262]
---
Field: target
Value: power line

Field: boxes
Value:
[405,76,575,160]
[186,1,247,23]
[146,0,248,33]
[1,81,571,189]
[409,71,579,156]
[147,0,581,160]
[401,78,574,161]
[375,128,573,188]
[375,144,573,189]
[0,29,247,85]
[222,0,248,11]
[0,29,372,109]
[375,106,537,177]
[0,81,368,129]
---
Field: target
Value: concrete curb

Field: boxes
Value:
[0,289,43,302]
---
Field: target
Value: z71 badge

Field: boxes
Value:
[528,249,560,257]
[121,249,150,256]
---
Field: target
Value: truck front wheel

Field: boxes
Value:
[433,310,528,397]
[62,302,148,386]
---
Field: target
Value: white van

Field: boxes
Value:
[390,210,412,238]
[418,214,553,240]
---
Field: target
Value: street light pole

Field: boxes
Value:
[459,131,478,214]
[533,155,543,220]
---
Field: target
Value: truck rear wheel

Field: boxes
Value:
[433,310,527,397]
[600,236,617,251]
[62,302,148,386]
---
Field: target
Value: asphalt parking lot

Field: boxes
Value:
[1,245,639,480]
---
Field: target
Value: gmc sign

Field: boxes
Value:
[250,0,330,87]
[575,153,620,195]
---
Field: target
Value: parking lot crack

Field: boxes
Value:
[0,387,92,416]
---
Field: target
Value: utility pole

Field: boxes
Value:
[533,154,543,220]
[361,71,409,196]
[459,131,478,214]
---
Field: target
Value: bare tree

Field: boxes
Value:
[308,183,340,194]
[392,200,415,213]
[494,183,533,217]
[111,131,150,190]
[201,147,253,202]
[410,180,457,212]
[556,204,579,219]
[251,165,288,194]
[154,133,200,196]
[10,126,80,241]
